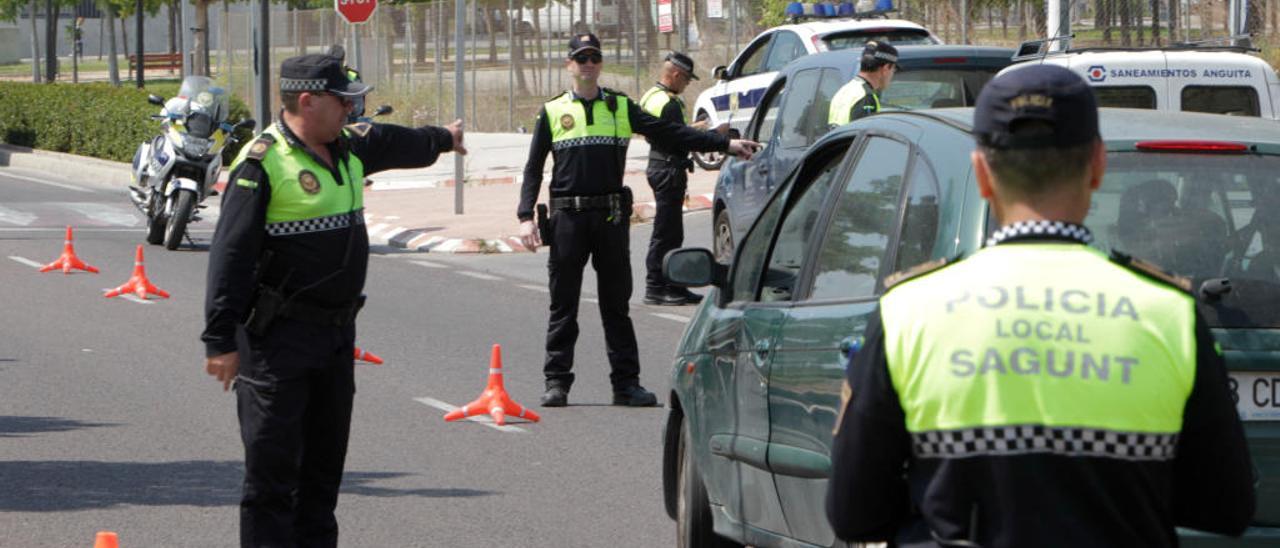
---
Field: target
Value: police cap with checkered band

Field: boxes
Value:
[279,51,372,97]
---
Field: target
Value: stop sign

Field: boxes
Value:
[335,0,377,24]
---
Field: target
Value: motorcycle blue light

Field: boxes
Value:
[154,143,170,166]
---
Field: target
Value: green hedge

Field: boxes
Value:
[0,80,254,165]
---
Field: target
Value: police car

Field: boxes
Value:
[690,2,939,169]
[1003,39,1280,118]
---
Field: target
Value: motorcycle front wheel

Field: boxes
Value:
[145,192,165,245]
[163,189,195,250]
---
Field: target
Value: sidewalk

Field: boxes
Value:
[0,133,720,254]
[362,132,719,253]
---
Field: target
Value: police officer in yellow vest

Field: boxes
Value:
[828,40,897,127]
[639,51,725,306]
[202,50,464,547]
[826,65,1253,546]
[518,33,759,407]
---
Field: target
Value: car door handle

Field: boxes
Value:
[839,336,863,360]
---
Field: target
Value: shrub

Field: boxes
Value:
[0,80,254,165]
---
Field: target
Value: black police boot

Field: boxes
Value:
[612,385,659,407]
[541,385,569,407]
[643,287,687,306]
[673,287,703,305]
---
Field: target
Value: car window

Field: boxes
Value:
[731,177,788,302]
[759,143,852,302]
[763,31,806,72]
[737,35,774,77]
[1088,152,1280,327]
[893,154,942,271]
[776,69,823,149]
[809,137,911,301]
[752,81,785,143]
[1182,86,1261,117]
[1094,86,1157,109]
[882,68,1001,109]
[822,29,937,48]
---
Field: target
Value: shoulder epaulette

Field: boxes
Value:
[883,255,959,289]
[245,133,275,161]
[344,121,373,138]
[1109,250,1193,293]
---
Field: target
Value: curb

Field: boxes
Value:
[367,192,716,254]
[0,144,135,186]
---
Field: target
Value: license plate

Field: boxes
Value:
[1230,372,1280,421]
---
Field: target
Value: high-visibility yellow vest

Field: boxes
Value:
[828,76,880,126]
[229,124,365,234]
[543,90,633,151]
[880,243,1197,459]
[640,85,685,120]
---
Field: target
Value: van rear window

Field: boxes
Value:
[1094,86,1157,109]
[1182,86,1261,117]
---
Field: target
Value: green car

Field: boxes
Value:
[660,107,1280,547]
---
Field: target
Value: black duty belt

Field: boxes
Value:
[550,193,622,211]
[279,295,365,326]
[649,151,690,162]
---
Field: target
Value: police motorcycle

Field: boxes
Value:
[128,76,255,250]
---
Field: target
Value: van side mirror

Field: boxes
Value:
[713,65,728,80]
[664,248,728,289]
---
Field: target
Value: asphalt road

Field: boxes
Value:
[0,166,716,547]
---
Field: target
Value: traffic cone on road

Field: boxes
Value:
[354,347,384,365]
[104,245,169,299]
[40,226,99,274]
[444,344,540,426]
[93,531,119,548]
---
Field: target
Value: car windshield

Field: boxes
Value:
[822,29,937,49]
[881,67,1000,109]
[1086,151,1280,327]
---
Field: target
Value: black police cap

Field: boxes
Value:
[974,65,1099,150]
[279,49,371,97]
[568,33,602,56]
[861,40,899,67]
[665,51,699,80]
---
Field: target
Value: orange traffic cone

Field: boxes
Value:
[444,344,540,426]
[93,531,119,548]
[104,245,169,299]
[40,226,99,274]
[354,347,384,365]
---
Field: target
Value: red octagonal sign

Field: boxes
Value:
[336,0,377,24]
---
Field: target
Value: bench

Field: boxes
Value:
[128,52,183,74]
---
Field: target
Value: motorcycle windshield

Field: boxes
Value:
[172,76,230,137]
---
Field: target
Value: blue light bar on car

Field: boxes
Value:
[784,1,894,17]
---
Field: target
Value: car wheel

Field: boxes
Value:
[692,111,726,171]
[677,416,741,548]
[713,209,733,264]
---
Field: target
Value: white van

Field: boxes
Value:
[511,0,621,38]
[1003,42,1280,118]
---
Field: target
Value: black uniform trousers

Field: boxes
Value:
[644,159,689,292]
[544,207,640,391]
[235,317,356,548]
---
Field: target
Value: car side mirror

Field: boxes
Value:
[664,247,728,289]
[147,94,165,106]
[713,65,728,81]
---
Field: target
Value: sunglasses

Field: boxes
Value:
[572,52,603,65]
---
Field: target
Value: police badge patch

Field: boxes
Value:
[298,170,321,194]
[560,114,575,130]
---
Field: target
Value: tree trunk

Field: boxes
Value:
[531,5,543,93]
[1136,0,1145,45]
[194,0,210,75]
[414,3,426,65]
[107,4,120,85]
[28,0,40,82]
[168,1,177,54]
[1246,0,1265,36]
[43,0,55,82]
[639,0,657,62]
[483,7,498,62]
[1150,0,1161,45]
[513,0,529,95]
[121,16,130,81]
[1001,1,1009,38]
[1169,0,1179,42]
[1120,0,1131,45]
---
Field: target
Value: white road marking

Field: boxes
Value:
[61,203,139,226]
[518,284,548,293]
[0,227,213,233]
[0,205,37,226]
[651,313,691,324]
[0,172,94,192]
[584,297,599,304]
[410,260,447,269]
[457,271,501,281]
[8,256,44,268]
[414,397,528,433]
